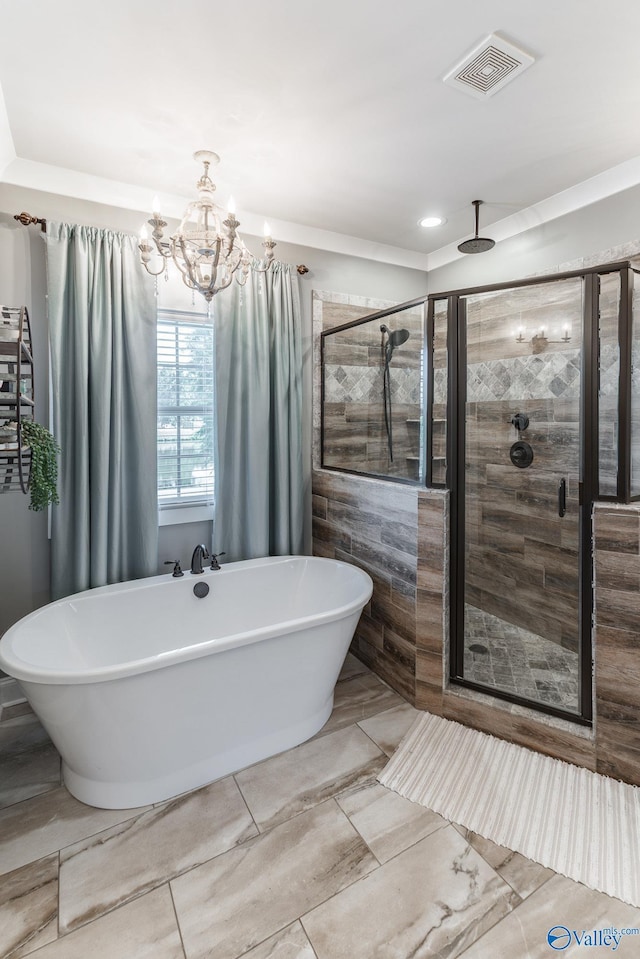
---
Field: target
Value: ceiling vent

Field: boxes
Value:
[443,33,535,99]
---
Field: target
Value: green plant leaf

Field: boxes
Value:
[20,420,61,511]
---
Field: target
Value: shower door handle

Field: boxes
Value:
[558,478,566,518]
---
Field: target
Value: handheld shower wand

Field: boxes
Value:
[380,325,410,462]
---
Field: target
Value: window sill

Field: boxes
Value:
[158,505,214,527]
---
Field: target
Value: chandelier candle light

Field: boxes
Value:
[139,150,276,302]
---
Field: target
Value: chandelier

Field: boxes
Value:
[138,150,276,302]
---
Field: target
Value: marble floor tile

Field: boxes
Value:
[301,823,519,959]
[455,825,555,900]
[0,787,147,877]
[23,885,185,959]
[59,775,257,933]
[320,672,405,735]
[8,652,614,959]
[0,853,58,959]
[457,873,640,958]
[235,724,386,831]
[238,922,316,959]
[171,799,377,959]
[337,652,369,682]
[337,781,448,863]
[0,713,61,809]
[358,701,421,756]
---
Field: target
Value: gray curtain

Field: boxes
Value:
[46,222,158,599]
[214,261,304,561]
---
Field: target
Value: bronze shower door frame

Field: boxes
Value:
[440,262,635,726]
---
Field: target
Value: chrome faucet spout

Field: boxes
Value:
[190,544,210,574]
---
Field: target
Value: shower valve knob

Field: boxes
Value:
[511,413,530,431]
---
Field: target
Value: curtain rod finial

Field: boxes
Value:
[296,264,309,275]
[14,212,47,232]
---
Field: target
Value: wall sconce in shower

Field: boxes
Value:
[514,323,572,351]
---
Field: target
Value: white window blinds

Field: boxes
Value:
[157,310,215,508]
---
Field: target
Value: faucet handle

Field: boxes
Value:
[210,551,226,570]
[164,559,184,578]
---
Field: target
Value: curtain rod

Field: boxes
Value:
[14,210,310,275]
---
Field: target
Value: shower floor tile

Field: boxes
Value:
[2,652,633,959]
[463,605,579,711]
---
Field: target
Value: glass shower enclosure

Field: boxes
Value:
[320,300,426,482]
[452,277,585,715]
[445,264,640,724]
[321,261,640,725]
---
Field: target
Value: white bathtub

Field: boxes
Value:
[0,555,372,809]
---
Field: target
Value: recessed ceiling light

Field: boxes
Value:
[419,215,446,228]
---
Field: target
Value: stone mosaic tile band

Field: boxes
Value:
[326,341,622,409]
[466,350,581,403]
[599,343,619,398]
[324,365,421,405]
[434,369,447,405]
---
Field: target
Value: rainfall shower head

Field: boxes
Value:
[457,200,495,255]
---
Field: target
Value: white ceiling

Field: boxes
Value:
[2,0,640,269]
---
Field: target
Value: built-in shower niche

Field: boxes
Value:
[321,303,425,482]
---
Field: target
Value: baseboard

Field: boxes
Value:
[0,675,26,707]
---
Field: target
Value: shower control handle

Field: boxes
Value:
[509,441,534,469]
[558,478,567,518]
[511,412,530,431]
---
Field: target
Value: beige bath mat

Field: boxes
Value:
[378,712,640,907]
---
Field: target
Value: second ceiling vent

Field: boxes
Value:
[443,32,535,99]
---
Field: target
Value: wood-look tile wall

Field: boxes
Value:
[312,469,421,701]
[593,507,640,785]
[313,290,445,708]
[311,463,603,776]
[323,401,421,481]
[465,398,581,652]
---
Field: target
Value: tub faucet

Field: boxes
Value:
[190,544,209,574]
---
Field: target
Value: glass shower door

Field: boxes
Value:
[459,277,584,714]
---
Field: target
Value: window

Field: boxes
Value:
[157,309,214,510]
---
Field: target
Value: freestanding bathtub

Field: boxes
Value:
[0,555,373,809]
